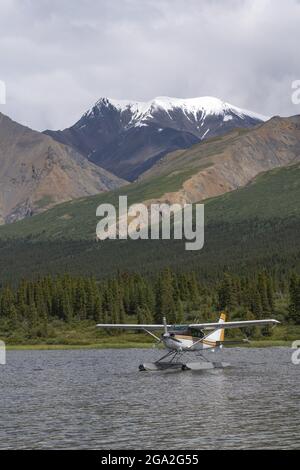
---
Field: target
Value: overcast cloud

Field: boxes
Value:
[0,0,300,131]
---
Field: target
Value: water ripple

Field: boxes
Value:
[0,347,299,449]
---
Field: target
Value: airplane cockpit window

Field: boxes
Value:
[189,328,205,338]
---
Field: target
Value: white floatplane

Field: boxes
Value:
[96,313,279,371]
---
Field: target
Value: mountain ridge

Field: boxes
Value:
[139,115,300,207]
[0,112,126,224]
[84,96,269,129]
[45,96,267,180]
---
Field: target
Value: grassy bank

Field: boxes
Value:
[1,318,299,351]
[6,342,154,351]
[3,323,299,350]
[5,340,294,350]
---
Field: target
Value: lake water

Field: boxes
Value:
[0,347,299,449]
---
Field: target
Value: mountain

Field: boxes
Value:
[1,114,300,282]
[0,112,126,224]
[2,115,299,239]
[45,96,268,181]
[140,115,300,206]
[0,162,299,283]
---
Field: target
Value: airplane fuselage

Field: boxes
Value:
[162,334,217,352]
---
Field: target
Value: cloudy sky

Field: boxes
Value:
[1,0,300,130]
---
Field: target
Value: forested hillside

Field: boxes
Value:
[0,163,299,283]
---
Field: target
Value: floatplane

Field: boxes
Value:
[97,313,279,371]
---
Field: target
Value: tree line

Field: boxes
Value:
[0,270,299,339]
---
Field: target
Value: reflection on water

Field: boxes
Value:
[0,348,299,449]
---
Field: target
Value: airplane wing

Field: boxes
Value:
[189,319,280,330]
[97,319,280,330]
[96,323,171,330]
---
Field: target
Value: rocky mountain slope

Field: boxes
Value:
[140,115,300,206]
[0,113,126,224]
[45,96,267,181]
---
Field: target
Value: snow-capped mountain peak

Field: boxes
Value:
[86,96,268,129]
[47,95,270,181]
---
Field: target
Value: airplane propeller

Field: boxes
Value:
[153,317,169,347]
[152,317,182,347]
[153,317,168,345]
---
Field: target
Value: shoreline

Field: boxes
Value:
[5,340,293,351]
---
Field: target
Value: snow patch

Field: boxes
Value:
[201,129,210,139]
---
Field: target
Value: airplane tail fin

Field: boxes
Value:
[205,312,226,343]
